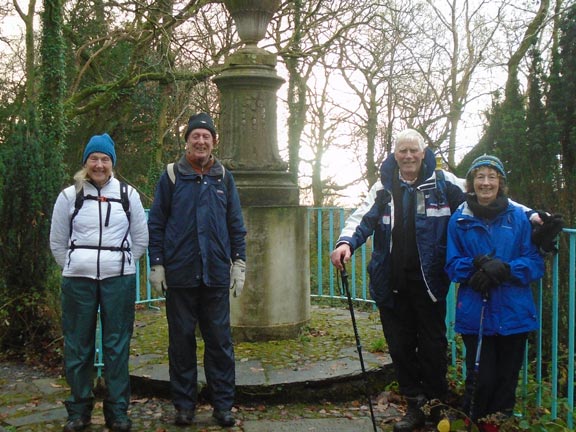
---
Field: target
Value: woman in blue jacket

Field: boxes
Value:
[445,155,544,431]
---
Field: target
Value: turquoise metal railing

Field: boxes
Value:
[308,207,373,304]
[94,207,575,427]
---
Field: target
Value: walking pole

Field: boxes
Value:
[468,294,488,431]
[339,261,378,432]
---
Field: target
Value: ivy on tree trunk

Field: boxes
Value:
[0,0,67,356]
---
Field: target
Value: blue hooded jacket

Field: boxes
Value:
[445,200,544,336]
[337,148,465,308]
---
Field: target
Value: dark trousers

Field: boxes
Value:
[166,286,235,412]
[61,275,136,423]
[379,280,448,400]
[462,332,527,421]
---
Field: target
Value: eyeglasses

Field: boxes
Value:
[474,173,499,182]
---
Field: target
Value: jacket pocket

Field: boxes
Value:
[368,251,392,307]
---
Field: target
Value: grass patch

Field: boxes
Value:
[130,303,386,370]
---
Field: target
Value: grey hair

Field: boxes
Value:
[394,129,426,152]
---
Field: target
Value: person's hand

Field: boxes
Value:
[230,259,246,297]
[532,211,564,255]
[530,212,543,225]
[473,254,493,269]
[149,265,166,297]
[469,255,511,297]
[469,270,496,298]
[480,258,511,284]
[330,244,351,270]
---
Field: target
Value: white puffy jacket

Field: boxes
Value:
[50,176,149,280]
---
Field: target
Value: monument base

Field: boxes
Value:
[231,205,310,342]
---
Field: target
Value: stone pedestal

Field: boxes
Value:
[214,51,310,341]
[230,206,310,341]
[215,0,310,341]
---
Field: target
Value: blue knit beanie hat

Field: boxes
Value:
[184,113,217,141]
[82,133,116,166]
[466,154,506,179]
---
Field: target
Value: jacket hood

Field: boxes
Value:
[380,147,436,189]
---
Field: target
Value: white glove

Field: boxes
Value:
[230,259,246,297]
[149,265,166,298]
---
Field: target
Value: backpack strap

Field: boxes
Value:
[119,181,130,221]
[69,187,85,237]
[167,162,176,184]
[117,181,131,275]
[432,169,448,204]
[435,169,445,182]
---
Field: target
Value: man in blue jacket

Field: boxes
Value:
[148,113,247,428]
[331,129,466,432]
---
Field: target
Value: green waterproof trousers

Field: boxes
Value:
[61,275,136,423]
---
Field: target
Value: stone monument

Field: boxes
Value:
[213,0,310,341]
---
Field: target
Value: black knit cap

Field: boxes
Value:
[184,112,217,141]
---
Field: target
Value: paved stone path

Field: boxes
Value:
[0,306,447,431]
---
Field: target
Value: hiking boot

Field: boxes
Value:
[393,395,426,432]
[107,417,132,431]
[63,417,91,432]
[174,409,195,426]
[426,395,462,424]
[212,409,235,427]
[394,407,426,432]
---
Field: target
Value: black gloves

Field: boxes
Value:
[469,255,511,297]
[473,254,492,269]
[532,211,564,255]
[481,258,511,283]
[469,271,495,297]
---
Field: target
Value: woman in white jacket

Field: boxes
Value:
[50,133,148,432]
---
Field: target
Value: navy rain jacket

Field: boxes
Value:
[148,155,247,288]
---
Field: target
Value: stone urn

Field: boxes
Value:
[223,0,281,47]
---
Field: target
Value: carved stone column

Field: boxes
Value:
[214,0,309,340]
